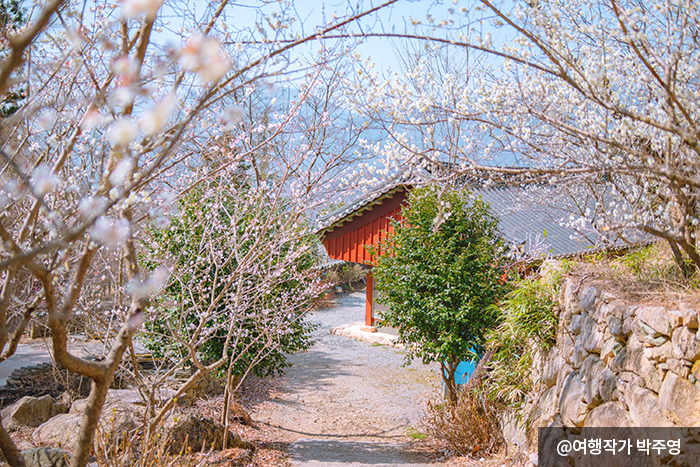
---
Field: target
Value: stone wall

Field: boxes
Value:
[504,276,700,453]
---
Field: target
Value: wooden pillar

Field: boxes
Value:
[365,271,373,326]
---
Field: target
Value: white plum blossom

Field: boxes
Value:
[77,196,108,219]
[30,166,61,196]
[120,0,163,20]
[107,117,137,146]
[127,266,169,299]
[90,217,131,250]
[108,157,135,185]
[36,111,57,130]
[80,109,107,129]
[140,94,176,135]
[220,106,244,129]
[179,34,232,83]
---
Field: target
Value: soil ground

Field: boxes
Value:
[242,291,499,467]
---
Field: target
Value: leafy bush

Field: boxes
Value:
[369,185,508,402]
[485,275,559,406]
[143,181,319,380]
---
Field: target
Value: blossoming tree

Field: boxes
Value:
[348,0,700,273]
[0,0,398,465]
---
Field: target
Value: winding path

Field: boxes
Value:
[252,291,442,466]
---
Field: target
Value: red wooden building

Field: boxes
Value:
[317,178,607,327]
[316,183,410,327]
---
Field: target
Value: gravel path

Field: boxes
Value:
[251,291,442,466]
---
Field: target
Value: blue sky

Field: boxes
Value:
[150,0,465,72]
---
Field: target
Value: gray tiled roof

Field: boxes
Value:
[316,174,636,260]
[315,174,411,234]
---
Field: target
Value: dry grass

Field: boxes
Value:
[422,387,504,459]
[564,242,700,308]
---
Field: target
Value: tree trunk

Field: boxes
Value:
[0,422,24,467]
[441,359,459,404]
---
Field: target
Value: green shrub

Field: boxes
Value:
[369,185,508,402]
[485,275,559,406]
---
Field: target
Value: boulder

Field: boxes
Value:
[606,315,624,338]
[20,447,71,467]
[584,401,632,427]
[659,372,700,426]
[32,413,82,448]
[671,326,700,361]
[599,368,618,402]
[579,286,598,314]
[624,383,674,427]
[1,395,68,431]
[559,372,589,427]
[636,306,674,336]
[541,348,561,388]
[579,316,605,353]
[163,415,254,454]
[33,398,139,449]
[571,341,589,369]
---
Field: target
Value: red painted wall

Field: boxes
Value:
[322,190,408,264]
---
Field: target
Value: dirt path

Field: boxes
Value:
[250,291,442,466]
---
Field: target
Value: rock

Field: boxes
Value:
[540,347,561,389]
[636,306,673,336]
[1,395,68,431]
[502,411,528,451]
[622,315,635,336]
[580,316,605,353]
[667,358,690,378]
[672,326,700,361]
[643,335,668,347]
[659,371,700,426]
[607,315,624,338]
[556,363,574,397]
[624,384,674,427]
[571,341,589,369]
[559,372,589,427]
[562,279,576,314]
[642,340,672,362]
[599,369,618,402]
[600,337,616,363]
[570,314,584,335]
[581,355,605,404]
[584,401,632,427]
[579,286,598,314]
[33,402,138,449]
[609,347,626,374]
[666,309,685,328]
[559,333,575,365]
[528,452,538,466]
[640,322,661,338]
[32,413,82,448]
[681,306,699,329]
[163,415,255,454]
[618,371,645,387]
[20,447,71,467]
[692,360,700,380]
[530,385,559,429]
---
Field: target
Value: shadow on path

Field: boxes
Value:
[289,439,433,466]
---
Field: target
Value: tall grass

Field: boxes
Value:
[485,276,559,407]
